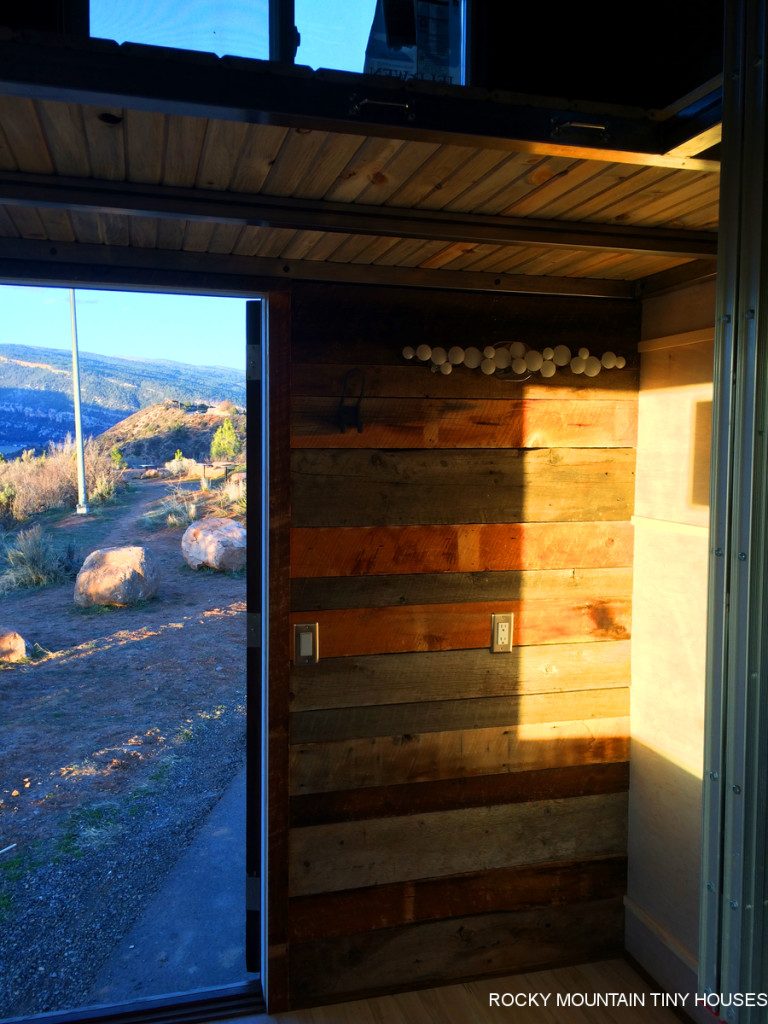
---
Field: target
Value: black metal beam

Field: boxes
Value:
[0,30,720,170]
[0,236,636,298]
[0,171,719,259]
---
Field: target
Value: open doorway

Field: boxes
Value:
[0,284,261,1019]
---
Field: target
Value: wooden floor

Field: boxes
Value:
[239,960,682,1023]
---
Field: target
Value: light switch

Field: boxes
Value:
[294,622,319,665]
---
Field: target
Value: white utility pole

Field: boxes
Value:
[69,289,89,515]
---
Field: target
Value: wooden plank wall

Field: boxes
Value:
[284,282,639,1007]
[625,278,715,1018]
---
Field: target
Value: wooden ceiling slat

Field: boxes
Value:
[290,133,367,200]
[437,243,508,272]
[618,174,720,226]
[129,216,158,249]
[0,120,16,172]
[471,155,585,216]
[413,148,513,211]
[0,97,53,174]
[69,209,103,245]
[674,200,719,231]
[351,140,441,207]
[326,233,387,264]
[254,227,303,259]
[182,220,218,253]
[587,170,714,226]
[195,119,249,191]
[207,222,245,255]
[81,104,126,181]
[261,128,331,198]
[418,242,480,270]
[303,230,357,262]
[7,205,49,240]
[505,245,594,277]
[343,235,402,265]
[590,253,690,279]
[230,123,290,194]
[385,143,480,209]
[36,207,75,243]
[498,159,615,218]
[555,165,680,223]
[442,151,545,213]
[0,205,20,238]
[125,109,166,185]
[520,163,630,221]
[281,229,328,259]
[156,217,186,250]
[163,114,207,188]
[561,250,637,278]
[374,236,443,267]
[35,100,90,177]
[470,244,553,274]
[99,212,130,247]
[322,136,409,204]
[629,181,720,227]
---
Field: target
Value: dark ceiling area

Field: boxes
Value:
[470,0,724,108]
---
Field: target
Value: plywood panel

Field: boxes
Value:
[288,855,627,939]
[634,339,713,527]
[641,278,717,340]
[291,397,637,448]
[291,521,633,578]
[290,762,630,826]
[292,448,636,527]
[291,687,629,744]
[289,900,624,1005]
[290,792,628,895]
[292,362,639,400]
[0,97,53,173]
[290,641,631,712]
[290,716,630,794]
[292,567,632,611]
[289,596,630,658]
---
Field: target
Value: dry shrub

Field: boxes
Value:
[0,439,122,522]
[0,524,77,593]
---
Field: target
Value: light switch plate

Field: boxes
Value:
[491,612,514,653]
[294,622,319,665]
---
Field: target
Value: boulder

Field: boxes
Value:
[74,546,159,608]
[181,517,246,572]
[0,627,30,663]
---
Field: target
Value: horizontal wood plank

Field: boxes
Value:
[292,448,636,527]
[289,762,630,826]
[290,716,630,794]
[293,361,640,400]
[291,567,632,610]
[291,397,637,449]
[290,792,628,896]
[288,855,627,940]
[288,899,624,1004]
[290,641,632,712]
[289,598,631,658]
[290,687,629,744]
[290,521,634,578]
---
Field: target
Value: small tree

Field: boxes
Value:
[210,418,242,461]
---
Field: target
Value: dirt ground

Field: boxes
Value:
[0,480,248,1017]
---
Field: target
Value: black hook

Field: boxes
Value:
[338,369,365,433]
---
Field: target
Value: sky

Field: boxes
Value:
[0,2,379,372]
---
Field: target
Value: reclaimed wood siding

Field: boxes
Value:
[286,283,638,1005]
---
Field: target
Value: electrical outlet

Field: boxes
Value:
[491,612,513,653]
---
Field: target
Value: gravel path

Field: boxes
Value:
[0,482,248,1019]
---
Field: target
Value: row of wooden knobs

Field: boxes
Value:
[402,343,626,377]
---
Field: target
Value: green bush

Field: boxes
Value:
[210,418,242,461]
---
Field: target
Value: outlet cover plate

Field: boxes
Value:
[491,612,514,653]
[294,622,319,665]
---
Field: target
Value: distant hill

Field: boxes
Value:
[100,402,246,466]
[0,344,245,454]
